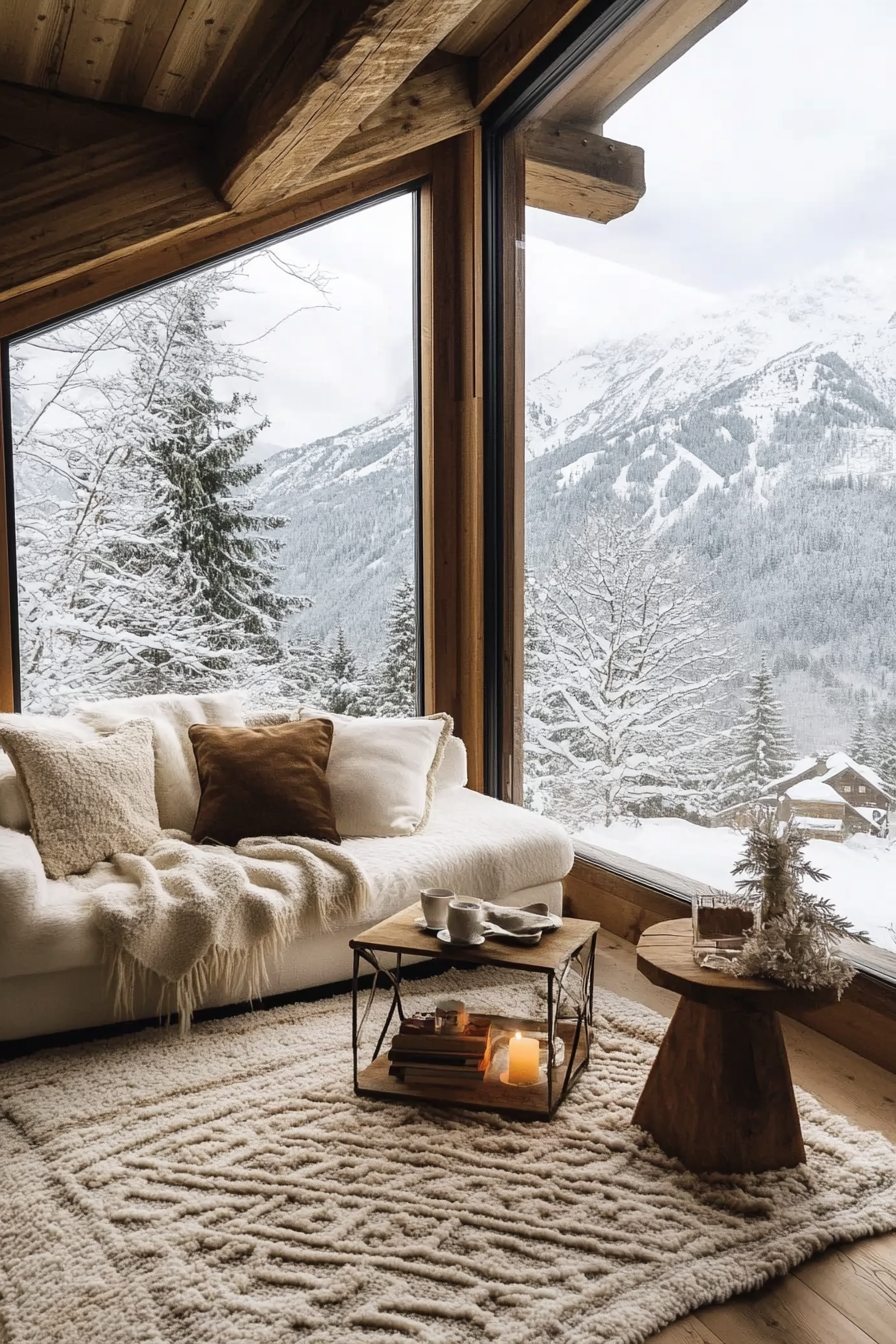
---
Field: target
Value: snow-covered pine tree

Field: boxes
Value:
[370,574,417,716]
[133,273,301,683]
[720,659,796,804]
[849,699,875,768]
[320,627,372,716]
[873,704,896,795]
[524,510,731,828]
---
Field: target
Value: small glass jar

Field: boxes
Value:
[692,892,757,967]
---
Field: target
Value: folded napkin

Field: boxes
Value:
[481,902,558,934]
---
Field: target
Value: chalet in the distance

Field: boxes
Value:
[714,751,893,841]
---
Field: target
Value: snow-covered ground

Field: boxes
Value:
[578,817,896,953]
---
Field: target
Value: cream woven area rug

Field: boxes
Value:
[2,969,896,1344]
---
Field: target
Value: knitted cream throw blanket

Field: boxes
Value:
[73,834,370,1029]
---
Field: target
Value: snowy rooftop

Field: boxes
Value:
[823,752,887,792]
[770,756,819,788]
[785,779,845,804]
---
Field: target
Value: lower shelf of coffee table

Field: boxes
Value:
[355,1016,588,1119]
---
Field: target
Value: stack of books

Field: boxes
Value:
[388,1013,493,1087]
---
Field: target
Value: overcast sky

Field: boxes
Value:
[127,0,896,447]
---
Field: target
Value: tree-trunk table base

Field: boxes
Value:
[632,998,805,1173]
[632,920,839,1175]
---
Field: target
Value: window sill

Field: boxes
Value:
[567,843,896,1075]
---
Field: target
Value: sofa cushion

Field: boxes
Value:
[298,710,451,837]
[0,718,161,879]
[435,735,467,791]
[0,788,575,988]
[72,691,245,831]
[189,719,340,846]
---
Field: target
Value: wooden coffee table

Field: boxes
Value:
[632,919,839,1173]
[349,904,600,1119]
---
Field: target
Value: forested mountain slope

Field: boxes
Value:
[256,250,896,744]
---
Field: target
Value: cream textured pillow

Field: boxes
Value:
[297,710,452,837]
[0,718,161,879]
[0,752,30,830]
[71,691,245,831]
[0,717,100,833]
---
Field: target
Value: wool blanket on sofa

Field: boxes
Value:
[72,835,370,1030]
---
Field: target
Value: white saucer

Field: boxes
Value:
[414,916,446,933]
[436,928,485,947]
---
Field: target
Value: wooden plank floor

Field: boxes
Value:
[593,931,896,1344]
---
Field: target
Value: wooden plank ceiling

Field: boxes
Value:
[0,0,738,315]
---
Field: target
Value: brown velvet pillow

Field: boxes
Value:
[188,719,340,846]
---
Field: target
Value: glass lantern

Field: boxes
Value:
[691,892,758,967]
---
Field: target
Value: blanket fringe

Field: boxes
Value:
[102,868,370,1035]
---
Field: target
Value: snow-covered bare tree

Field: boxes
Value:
[719,659,796,804]
[370,574,417,715]
[524,510,732,829]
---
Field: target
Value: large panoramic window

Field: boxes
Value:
[8,192,418,717]
[523,0,896,951]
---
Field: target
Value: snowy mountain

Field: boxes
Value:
[255,248,896,739]
[253,403,415,658]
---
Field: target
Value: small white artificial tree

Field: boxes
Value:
[524,509,732,827]
[730,813,868,994]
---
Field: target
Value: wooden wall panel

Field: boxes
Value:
[420,131,485,789]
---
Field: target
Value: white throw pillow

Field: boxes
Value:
[435,735,468,791]
[297,710,452,837]
[0,718,160,879]
[71,691,245,832]
[0,717,99,833]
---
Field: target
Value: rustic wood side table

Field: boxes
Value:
[632,919,839,1173]
[349,904,600,1120]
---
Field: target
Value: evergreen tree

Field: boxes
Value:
[873,704,896,794]
[320,627,371,716]
[720,659,796,803]
[849,699,875,766]
[134,275,297,676]
[371,575,417,715]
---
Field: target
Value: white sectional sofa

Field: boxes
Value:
[0,744,574,1042]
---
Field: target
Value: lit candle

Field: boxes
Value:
[507,1031,540,1085]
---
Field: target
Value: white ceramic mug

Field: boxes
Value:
[420,888,454,929]
[446,898,483,943]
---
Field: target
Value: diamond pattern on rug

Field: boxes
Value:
[2,969,896,1344]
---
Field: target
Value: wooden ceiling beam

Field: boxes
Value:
[525,120,644,222]
[0,101,226,300]
[300,55,477,193]
[0,147,432,338]
[216,0,483,212]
